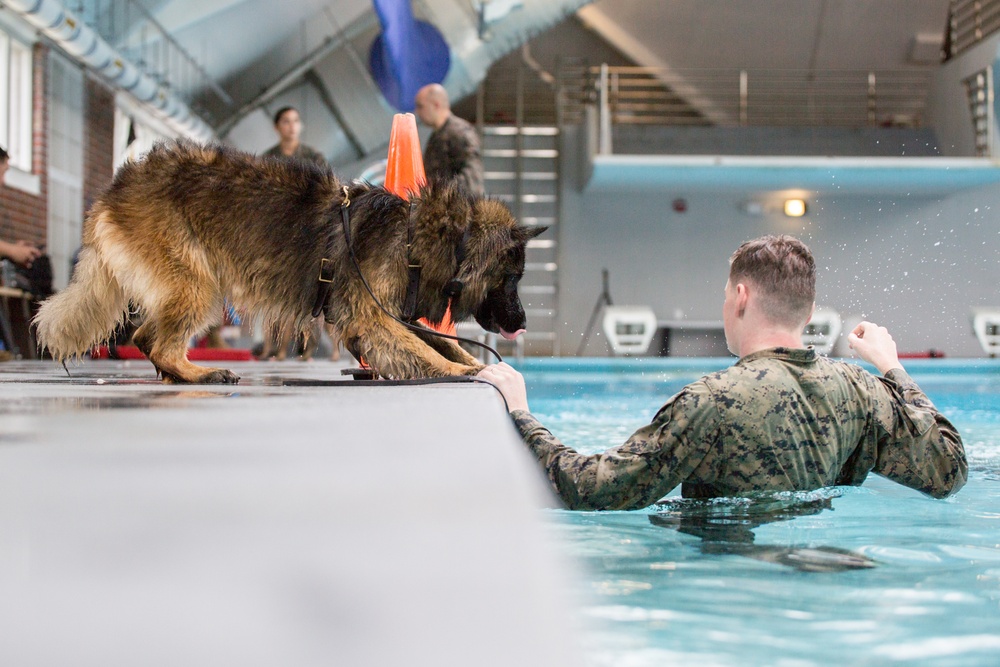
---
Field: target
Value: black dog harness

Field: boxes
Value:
[400,199,422,321]
[309,185,503,372]
[311,205,343,319]
[311,186,468,321]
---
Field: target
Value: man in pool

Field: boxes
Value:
[480,234,967,510]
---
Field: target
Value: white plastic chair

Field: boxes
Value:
[970,308,1000,356]
[802,308,842,355]
[602,306,657,355]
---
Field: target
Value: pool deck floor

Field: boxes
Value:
[0,357,581,666]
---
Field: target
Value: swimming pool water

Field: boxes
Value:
[519,358,1000,667]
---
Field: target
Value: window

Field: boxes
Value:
[0,30,33,172]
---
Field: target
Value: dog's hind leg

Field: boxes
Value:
[135,299,239,384]
[131,265,239,384]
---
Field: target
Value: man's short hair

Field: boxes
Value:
[729,234,816,328]
[272,106,297,125]
[0,146,8,162]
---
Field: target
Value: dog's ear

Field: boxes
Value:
[517,225,547,241]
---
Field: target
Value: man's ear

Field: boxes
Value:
[805,302,816,325]
[735,282,750,317]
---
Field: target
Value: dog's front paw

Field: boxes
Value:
[196,369,241,384]
[461,363,486,376]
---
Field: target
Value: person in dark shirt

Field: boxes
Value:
[263,106,327,166]
[414,84,484,196]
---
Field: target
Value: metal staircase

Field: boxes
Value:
[482,125,560,356]
[963,68,993,157]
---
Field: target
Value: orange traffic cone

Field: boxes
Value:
[384,113,426,200]
[384,112,456,336]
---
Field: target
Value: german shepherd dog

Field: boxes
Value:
[34,141,544,383]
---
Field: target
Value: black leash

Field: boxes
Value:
[282,374,510,412]
[401,199,421,321]
[334,186,503,367]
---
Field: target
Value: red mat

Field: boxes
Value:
[898,350,946,359]
[91,345,254,361]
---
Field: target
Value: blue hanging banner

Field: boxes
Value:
[370,0,451,112]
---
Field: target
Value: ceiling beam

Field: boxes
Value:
[216,10,380,137]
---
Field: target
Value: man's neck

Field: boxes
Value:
[434,112,452,131]
[737,328,805,358]
[280,139,300,155]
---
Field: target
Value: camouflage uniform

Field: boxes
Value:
[512,347,967,510]
[263,143,327,167]
[423,115,485,196]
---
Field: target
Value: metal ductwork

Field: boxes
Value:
[218,0,594,164]
[3,0,214,141]
[424,0,594,102]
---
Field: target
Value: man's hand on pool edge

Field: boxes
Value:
[478,362,530,413]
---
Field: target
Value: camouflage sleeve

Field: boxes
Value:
[870,368,967,498]
[510,384,720,510]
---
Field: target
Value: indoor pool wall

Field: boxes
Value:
[517,357,1000,667]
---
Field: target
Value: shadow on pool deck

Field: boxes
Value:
[0,359,582,666]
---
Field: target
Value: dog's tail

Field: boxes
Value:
[33,246,128,360]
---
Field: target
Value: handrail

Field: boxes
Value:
[963,68,994,156]
[947,0,1000,60]
[71,0,232,122]
[560,65,932,130]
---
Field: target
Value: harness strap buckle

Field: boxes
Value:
[318,257,334,284]
[402,263,422,322]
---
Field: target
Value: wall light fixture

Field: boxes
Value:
[784,199,807,217]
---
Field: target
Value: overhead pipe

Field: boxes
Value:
[3,0,214,141]
[423,0,592,103]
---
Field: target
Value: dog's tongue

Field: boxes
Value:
[500,328,525,340]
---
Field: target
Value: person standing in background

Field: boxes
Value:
[260,106,342,361]
[264,106,327,167]
[414,84,485,196]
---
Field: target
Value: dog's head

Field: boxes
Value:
[449,199,546,339]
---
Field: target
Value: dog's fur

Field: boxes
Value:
[34,141,543,383]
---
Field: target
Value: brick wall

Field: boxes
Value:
[0,42,47,248]
[1,46,117,252]
[84,75,115,210]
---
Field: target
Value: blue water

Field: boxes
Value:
[518,358,1000,667]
